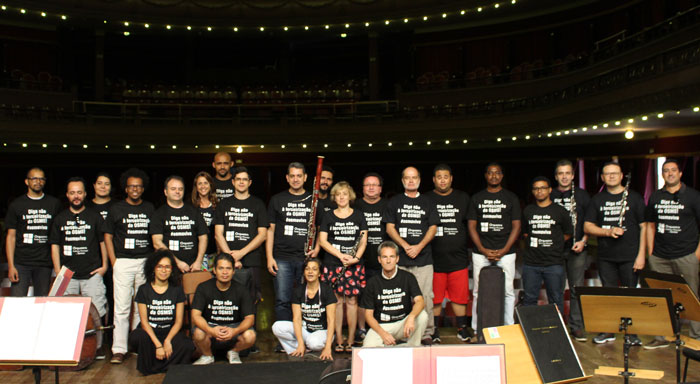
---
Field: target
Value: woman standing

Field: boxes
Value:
[129,249,194,375]
[318,181,368,353]
[192,171,218,270]
[272,258,337,360]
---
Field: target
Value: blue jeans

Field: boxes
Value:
[273,258,304,321]
[11,264,52,297]
[522,264,566,314]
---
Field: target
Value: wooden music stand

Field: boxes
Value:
[640,270,700,384]
[577,287,676,384]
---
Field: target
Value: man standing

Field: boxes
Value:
[49,177,108,356]
[426,164,472,342]
[521,177,572,313]
[318,165,336,214]
[361,241,428,347]
[215,167,268,319]
[103,168,155,363]
[551,160,591,342]
[191,254,256,365]
[467,163,521,328]
[267,162,320,323]
[151,176,209,273]
[212,152,235,200]
[5,167,62,297]
[383,166,438,344]
[644,158,700,348]
[584,161,646,345]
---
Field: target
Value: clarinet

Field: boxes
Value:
[333,232,365,289]
[569,188,577,242]
[305,156,324,258]
[617,172,632,228]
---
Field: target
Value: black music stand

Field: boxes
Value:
[640,270,700,384]
[577,287,676,384]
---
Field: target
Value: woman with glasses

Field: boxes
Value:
[129,249,194,375]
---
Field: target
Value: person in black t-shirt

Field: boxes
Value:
[191,253,256,365]
[192,171,219,270]
[129,250,194,375]
[467,162,521,329]
[319,181,368,352]
[266,162,320,324]
[584,161,646,346]
[5,167,62,297]
[383,166,439,344]
[353,172,387,342]
[212,152,235,200]
[151,176,209,273]
[103,168,155,364]
[361,241,428,347]
[50,177,108,321]
[644,158,700,348]
[272,258,337,360]
[426,164,472,343]
[522,177,572,314]
[551,159,591,342]
[317,165,336,214]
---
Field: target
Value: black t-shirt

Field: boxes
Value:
[360,269,422,324]
[645,184,700,259]
[102,200,155,259]
[426,190,471,273]
[382,194,439,267]
[320,209,368,267]
[354,198,388,272]
[292,282,338,332]
[150,204,209,265]
[551,187,591,245]
[467,189,522,253]
[5,194,63,267]
[191,279,254,325]
[213,177,234,201]
[49,207,104,279]
[86,200,113,221]
[268,190,314,261]
[214,195,268,267]
[135,283,186,330]
[522,203,573,266]
[584,189,645,262]
[198,204,217,255]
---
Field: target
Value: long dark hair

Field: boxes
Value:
[144,249,182,286]
[192,171,218,209]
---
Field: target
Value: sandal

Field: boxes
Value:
[334,343,346,353]
[344,344,353,353]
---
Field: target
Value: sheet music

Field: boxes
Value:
[0,298,43,360]
[358,348,413,384]
[34,301,84,361]
[436,356,502,384]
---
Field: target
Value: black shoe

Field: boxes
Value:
[275,342,285,353]
[628,335,643,346]
[571,329,587,342]
[432,329,441,344]
[95,346,106,360]
[421,336,433,346]
[249,344,260,354]
[457,327,472,342]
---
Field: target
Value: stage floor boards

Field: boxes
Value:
[1,327,698,383]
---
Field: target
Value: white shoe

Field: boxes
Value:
[193,355,215,365]
[227,350,242,364]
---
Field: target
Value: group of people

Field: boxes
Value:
[4,153,699,375]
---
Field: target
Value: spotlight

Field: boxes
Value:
[236,146,243,153]
[624,130,634,139]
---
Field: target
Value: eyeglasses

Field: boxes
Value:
[156,265,172,270]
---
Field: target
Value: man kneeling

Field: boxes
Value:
[361,241,428,347]
[191,254,256,364]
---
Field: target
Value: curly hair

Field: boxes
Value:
[144,249,182,286]
[192,171,218,208]
[120,168,149,191]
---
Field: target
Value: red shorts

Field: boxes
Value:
[433,268,470,305]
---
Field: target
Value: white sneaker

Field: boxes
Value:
[193,355,215,365]
[227,350,242,364]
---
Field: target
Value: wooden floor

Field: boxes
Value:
[1,327,698,384]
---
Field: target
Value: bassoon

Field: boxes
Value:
[617,172,632,227]
[570,188,577,242]
[305,156,324,256]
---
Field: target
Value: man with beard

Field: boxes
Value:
[644,158,700,348]
[103,168,155,364]
[49,177,108,357]
[212,152,235,200]
[318,165,336,214]
[5,167,62,297]
[383,166,439,344]
[521,177,572,313]
[467,163,521,328]
[426,164,472,342]
[151,176,209,273]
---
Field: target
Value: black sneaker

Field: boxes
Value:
[571,329,587,342]
[432,329,441,344]
[593,333,615,344]
[274,342,285,353]
[628,335,643,346]
[95,346,106,360]
[457,327,472,342]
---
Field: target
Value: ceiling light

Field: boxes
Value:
[236,146,243,153]
[624,130,634,139]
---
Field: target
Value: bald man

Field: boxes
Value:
[212,152,234,200]
[383,166,439,344]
